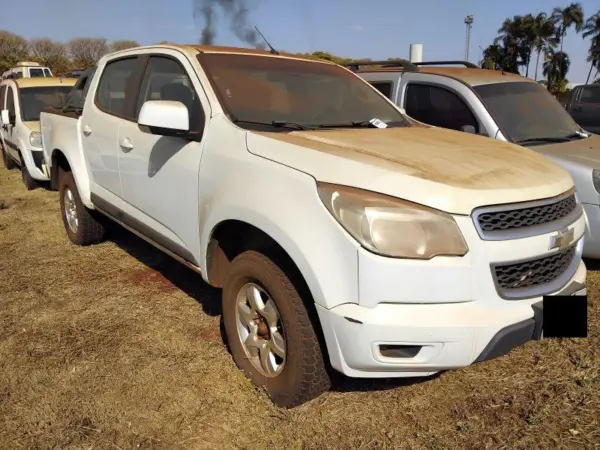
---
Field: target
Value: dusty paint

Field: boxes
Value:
[13,77,77,89]
[257,126,568,190]
[23,121,40,132]
[535,134,600,163]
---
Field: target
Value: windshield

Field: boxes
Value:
[19,86,72,121]
[199,53,410,130]
[474,81,582,144]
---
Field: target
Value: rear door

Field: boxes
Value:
[80,55,144,203]
[570,85,600,134]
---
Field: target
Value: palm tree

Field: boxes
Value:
[544,50,571,95]
[583,11,600,83]
[495,16,526,73]
[552,3,585,54]
[480,44,505,70]
[532,13,558,80]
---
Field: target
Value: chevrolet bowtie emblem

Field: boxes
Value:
[549,227,575,251]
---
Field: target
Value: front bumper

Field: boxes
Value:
[23,148,48,181]
[317,261,586,378]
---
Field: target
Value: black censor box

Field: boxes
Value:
[542,295,588,338]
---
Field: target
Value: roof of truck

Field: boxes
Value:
[109,43,334,64]
[12,77,77,88]
[355,66,534,87]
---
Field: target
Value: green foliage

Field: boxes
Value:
[0,30,29,74]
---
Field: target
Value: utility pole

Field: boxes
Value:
[464,14,474,62]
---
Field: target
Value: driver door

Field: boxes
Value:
[2,84,19,162]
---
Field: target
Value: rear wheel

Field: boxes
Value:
[1,142,16,170]
[59,168,105,245]
[222,250,331,407]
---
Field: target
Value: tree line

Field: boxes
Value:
[480,3,600,94]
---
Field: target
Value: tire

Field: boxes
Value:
[222,250,331,407]
[1,142,16,170]
[21,163,39,190]
[59,168,105,245]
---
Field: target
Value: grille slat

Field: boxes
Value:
[477,194,577,233]
[494,247,575,291]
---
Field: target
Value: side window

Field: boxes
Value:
[6,87,15,115]
[136,55,204,131]
[579,87,600,104]
[0,85,6,109]
[95,57,139,119]
[370,82,394,100]
[405,83,478,132]
[66,69,96,110]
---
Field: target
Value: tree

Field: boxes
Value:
[28,38,70,75]
[543,50,570,95]
[532,13,558,80]
[583,11,600,83]
[110,40,140,52]
[0,30,29,74]
[494,16,527,73]
[68,38,109,69]
[480,44,506,70]
[552,3,585,54]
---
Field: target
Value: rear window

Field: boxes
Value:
[369,82,394,99]
[579,86,600,104]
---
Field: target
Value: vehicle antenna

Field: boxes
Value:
[254,26,279,55]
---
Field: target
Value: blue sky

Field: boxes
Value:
[1,0,598,82]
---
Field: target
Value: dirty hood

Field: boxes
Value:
[246,126,573,215]
[23,121,40,132]
[534,133,600,166]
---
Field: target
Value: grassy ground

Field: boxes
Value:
[0,166,599,450]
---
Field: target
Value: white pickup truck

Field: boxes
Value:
[40,45,587,407]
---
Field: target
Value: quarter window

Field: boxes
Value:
[0,85,6,108]
[6,87,15,115]
[370,82,394,99]
[95,57,139,119]
[405,83,479,132]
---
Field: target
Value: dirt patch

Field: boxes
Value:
[0,167,599,449]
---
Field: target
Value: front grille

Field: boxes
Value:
[477,194,577,233]
[494,247,576,291]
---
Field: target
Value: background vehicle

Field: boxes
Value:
[0,77,75,189]
[564,84,600,134]
[40,45,586,407]
[353,60,600,258]
[2,61,53,80]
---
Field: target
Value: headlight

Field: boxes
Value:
[29,131,42,148]
[593,169,600,194]
[317,182,468,259]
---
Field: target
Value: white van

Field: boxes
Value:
[0,77,75,189]
[1,61,53,80]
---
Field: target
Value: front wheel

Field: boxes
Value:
[21,163,39,190]
[222,250,331,407]
[59,168,105,246]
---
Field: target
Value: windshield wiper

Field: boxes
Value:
[232,118,313,130]
[315,120,378,129]
[515,136,572,145]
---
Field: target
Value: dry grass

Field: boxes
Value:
[0,167,599,450]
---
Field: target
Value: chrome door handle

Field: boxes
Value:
[119,137,134,151]
[82,125,92,136]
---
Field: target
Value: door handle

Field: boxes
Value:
[82,125,92,136]
[119,137,134,151]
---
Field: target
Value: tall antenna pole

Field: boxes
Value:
[464,14,474,62]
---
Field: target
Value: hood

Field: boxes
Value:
[534,133,600,167]
[23,121,40,133]
[246,126,573,215]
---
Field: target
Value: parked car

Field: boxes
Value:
[353,60,600,258]
[0,77,76,189]
[1,61,53,80]
[564,84,600,134]
[40,45,586,407]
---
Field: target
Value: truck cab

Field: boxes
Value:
[564,84,600,135]
[355,60,600,258]
[2,61,53,80]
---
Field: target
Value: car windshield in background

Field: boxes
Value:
[200,53,410,130]
[474,81,583,145]
[19,86,72,121]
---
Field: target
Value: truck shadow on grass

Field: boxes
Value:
[107,223,441,395]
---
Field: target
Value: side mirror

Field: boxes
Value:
[1,109,10,126]
[138,100,190,137]
[460,124,476,134]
